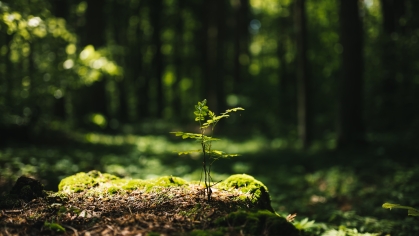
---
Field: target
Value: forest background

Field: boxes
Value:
[1,0,419,234]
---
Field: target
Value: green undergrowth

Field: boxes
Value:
[190,210,299,236]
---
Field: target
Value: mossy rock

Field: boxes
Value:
[10,176,45,201]
[214,210,299,236]
[0,176,45,209]
[218,174,275,212]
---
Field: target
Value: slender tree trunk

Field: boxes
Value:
[151,0,164,118]
[130,2,148,120]
[112,0,129,122]
[233,0,250,93]
[378,0,406,130]
[337,0,365,148]
[216,0,226,113]
[278,7,295,135]
[4,33,13,108]
[52,0,69,19]
[294,0,312,149]
[172,0,183,119]
[202,0,218,112]
[73,0,108,126]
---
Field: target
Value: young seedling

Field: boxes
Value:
[171,99,244,201]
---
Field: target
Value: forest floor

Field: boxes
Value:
[0,177,298,236]
[1,186,241,235]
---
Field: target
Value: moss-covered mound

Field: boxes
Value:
[2,171,298,235]
[58,170,189,194]
[218,174,275,212]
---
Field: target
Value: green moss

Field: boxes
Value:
[59,171,120,192]
[153,176,188,187]
[107,186,120,195]
[217,174,274,211]
[215,210,299,236]
[218,174,266,196]
[121,179,147,190]
[58,171,189,194]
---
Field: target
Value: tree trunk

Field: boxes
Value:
[151,0,164,118]
[74,0,108,126]
[294,0,312,149]
[112,0,129,122]
[378,0,406,130]
[215,0,226,113]
[337,0,365,148]
[278,5,295,135]
[233,0,250,93]
[172,0,183,119]
[202,0,218,112]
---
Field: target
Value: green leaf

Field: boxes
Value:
[175,150,201,155]
[170,131,184,137]
[408,209,419,216]
[382,203,399,210]
[207,149,239,158]
[44,221,66,232]
[383,202,419,216]
[171,132,203,140]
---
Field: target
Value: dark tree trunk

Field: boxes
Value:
[202,0,221,112]
[337,0,366,148]
[294,0,312,149]
[378,0,406,130]
[76,0,108,123]
[233,0,250,93]
[112,0,129,122]
[151,0,164,118]
[215,0,226,113]
[172,0,183,118]
[52,0,69,19]
[278,6,295,135]
[381,0,406,34]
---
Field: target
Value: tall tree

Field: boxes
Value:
[172,0,184,120]
[215,0,226,113]
[294,0,312,149]
[134,1,149,120]
[232,0,250,93]
[202,0,218,112]
[378,0,406,130]
[151,0,164,118]
[278,3,296,136]
[111,0,129,122]
[337,0,365,148]
[74,0,108,126]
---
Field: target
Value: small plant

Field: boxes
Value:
[171,99,244,201]
[382,202,419,216]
